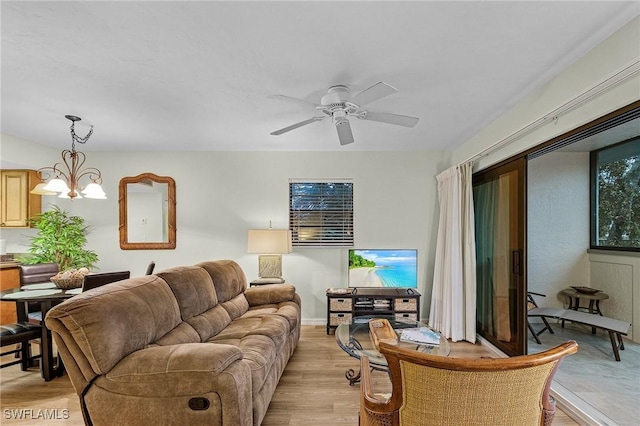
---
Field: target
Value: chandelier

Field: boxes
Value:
[30,115,106,200]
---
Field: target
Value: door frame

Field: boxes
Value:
[473,155,527,356]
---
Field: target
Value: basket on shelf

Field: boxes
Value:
[51,268,89,290]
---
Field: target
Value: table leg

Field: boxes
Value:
[345,367,361,386]
[588,300,597,334]
[39,300,64,381]
[595,300,603,316]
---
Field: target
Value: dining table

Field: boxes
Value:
[0,282,81,381]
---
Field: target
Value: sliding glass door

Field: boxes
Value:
[473,157,527,356]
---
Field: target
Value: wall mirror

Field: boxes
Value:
[119,173,176,250]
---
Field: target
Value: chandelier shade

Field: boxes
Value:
[43,177,71,193]
[29,182,57,195]
[31,115,105,200]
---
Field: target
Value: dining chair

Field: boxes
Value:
[0,322,42,371]
[145,261,156,275]
[82,271,131,292]
[19,263,60,324]
[359,340,578,426]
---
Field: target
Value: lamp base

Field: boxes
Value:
[250,277,286,287]
[258,254,283,279]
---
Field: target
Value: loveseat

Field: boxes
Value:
[45,260,301,426]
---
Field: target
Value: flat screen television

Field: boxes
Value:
[348,249,418,288]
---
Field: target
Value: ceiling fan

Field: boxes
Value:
[269,82,419,145]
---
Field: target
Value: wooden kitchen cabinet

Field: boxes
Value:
[0,266,20,324]
[0,170,42,227]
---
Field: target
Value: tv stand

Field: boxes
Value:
[326,288,421,334]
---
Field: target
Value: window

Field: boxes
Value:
[591,138,640,251]
[289,180,353,247]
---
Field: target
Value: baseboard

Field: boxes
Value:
[476,335,509,358]
[301,318,326,326]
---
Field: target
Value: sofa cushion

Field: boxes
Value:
[244,301,300,331]
[152,322,201,346]
[197,260,247,303]
[45,275,181,375]
[157,266,218,321]
[221,293,250,320]
[187,304,232,342]
[208,334,277,397]
[211,315,289,355]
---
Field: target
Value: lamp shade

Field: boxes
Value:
[43,178,71,193]
[30,182,57,195]
[82,182,107,199]
[247,229,292,254]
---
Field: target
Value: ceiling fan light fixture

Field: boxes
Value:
[270,81,419,145]
[321,85,351,105]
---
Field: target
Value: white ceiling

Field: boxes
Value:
[2,1,638,153]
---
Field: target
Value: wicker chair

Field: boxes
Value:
[359,340,578,426]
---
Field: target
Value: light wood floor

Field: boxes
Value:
[0,325,578,425]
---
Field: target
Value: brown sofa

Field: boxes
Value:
[45,260,301,426]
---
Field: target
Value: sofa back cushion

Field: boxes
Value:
[196,260,247,303]
[156,266,218,320]
[45,275,181,375]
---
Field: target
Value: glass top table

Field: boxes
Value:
[335,315,450,385]
[0,282,81,381]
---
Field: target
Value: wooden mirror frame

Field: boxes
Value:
[119,173,176,250]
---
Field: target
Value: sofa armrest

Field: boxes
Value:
[88,343,253,426]
[101,343,246,395]
[244,284,296,306]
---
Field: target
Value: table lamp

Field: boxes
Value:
[247,228,292,282]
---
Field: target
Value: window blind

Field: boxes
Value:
[289,180,353,247]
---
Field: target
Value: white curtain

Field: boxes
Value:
[429,161,477,342]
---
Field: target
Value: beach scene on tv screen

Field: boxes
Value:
[349,249,417,288]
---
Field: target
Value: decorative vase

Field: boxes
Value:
[51,268,89,290]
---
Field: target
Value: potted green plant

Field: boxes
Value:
[19,205,99,273]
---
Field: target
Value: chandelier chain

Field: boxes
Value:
[69,121,94,151]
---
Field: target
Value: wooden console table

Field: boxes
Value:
[326,288,421,334]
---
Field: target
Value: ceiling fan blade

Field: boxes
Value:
[336,119,354,145]
[350,82,397,107]
[270,117,324,135]
[359,110,419,127]
[269,94,320,108]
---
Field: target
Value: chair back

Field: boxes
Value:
[145,261,156,275]
[360,340,578,426]
[19,263,59,285]
[82,271,131,292]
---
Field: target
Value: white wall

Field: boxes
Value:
[453,17,639,342]
[0,145,447,324]
[589,251,639,340]
[527,152,590,307]
[453,16,640,169]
